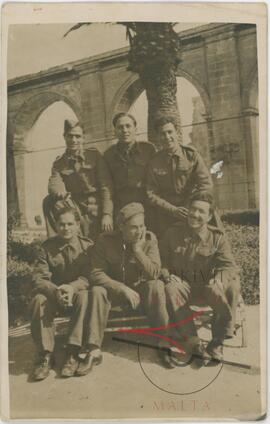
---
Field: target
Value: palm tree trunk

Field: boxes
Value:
[140,66,182,144]
[127,23,182,145]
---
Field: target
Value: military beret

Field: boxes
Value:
[64,119,82,134]
[117,202,144,225]
[190,190,214,207]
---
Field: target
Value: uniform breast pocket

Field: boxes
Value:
[196,247,216,267]
[81,164,95,181]
[172,246,187,262]
[153,168,169,189]
[175,167,192,189]
[48,255,65,272]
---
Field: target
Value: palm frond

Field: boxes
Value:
[63,23,92,38]
[63,22,130,38]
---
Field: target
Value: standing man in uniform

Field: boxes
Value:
[76,203,173,375]
[160,191,240,362]
[104,113,156,226]
[43,119,113,240]
[30,206,93,380]
[146,116,213,238]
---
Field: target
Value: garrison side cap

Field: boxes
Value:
[64,119,82,134]
[117,202,144,225]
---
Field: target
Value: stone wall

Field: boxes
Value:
[7,23,259,227]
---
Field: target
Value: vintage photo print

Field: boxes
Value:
[1,2,267,420]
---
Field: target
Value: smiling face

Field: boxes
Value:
[114,116,137,145]
[188,200,212,231]
[158,122,179,154]
[119,213,145,244]
[56,212,80,241]
[64,126,84,152]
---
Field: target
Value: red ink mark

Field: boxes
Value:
[117,310,203,354]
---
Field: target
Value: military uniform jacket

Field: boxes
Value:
[104,141,156,208]
[146,145,213,214]
[48,148,113,216]
[33,235,93,293]
[90,230,161,296]
[160,222,237,286]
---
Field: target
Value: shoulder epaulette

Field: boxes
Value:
[207,224,224,234]
[53,153,65,164]
[181,143,196,152]
[104,144,117,156]
[145,230,157,241]
[84,147,100,156]
[78,235,94,245]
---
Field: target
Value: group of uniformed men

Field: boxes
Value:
[30,113,240,381]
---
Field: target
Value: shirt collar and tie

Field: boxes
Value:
[65,149,85,162]
[116,141,137,161]
[58,236,82,264]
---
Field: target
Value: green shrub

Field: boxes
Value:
[224,222,259,305]
[7,257,33,326]
[9,239,42,264]
[7,211,45,326]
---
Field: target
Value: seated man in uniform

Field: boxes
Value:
[43,119,113,240]
[104,113,156,226]
[30,206,93,380]
[76,202,172,376]
[146,116,213,238]
[160,191,240,362]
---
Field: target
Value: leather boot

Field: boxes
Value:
[32,351,53,381]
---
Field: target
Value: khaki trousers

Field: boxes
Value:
[164,271,240,342]
[29,290,89,353]
[87,280,170,348]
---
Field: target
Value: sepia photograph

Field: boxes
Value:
[1,2,267,420]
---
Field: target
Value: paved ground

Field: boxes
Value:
[8,305,264,420]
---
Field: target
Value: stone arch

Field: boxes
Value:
[176,68,211,117]
[110,69,211,132]
[13,90,82,141]
[10,91,82,227]
[109,75,144,129]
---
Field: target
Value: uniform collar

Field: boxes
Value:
[116,141,137,156]
[58,236,80,251]
[65,148,85,161]
[163,145,183,158]
[190,225,210,243]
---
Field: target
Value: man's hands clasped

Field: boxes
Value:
[56,284,74,308]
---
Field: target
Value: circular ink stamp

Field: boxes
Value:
[137,339,223,395]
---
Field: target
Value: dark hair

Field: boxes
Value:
[55,206,81,223]
[112,112,137,128]
[154,115,178,132]
[189,191,215,215]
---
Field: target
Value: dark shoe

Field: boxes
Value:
[190,342,209,367]
[170,349,192,367]
[192,342,207,361]
[61,353,79,378]
[206,339,224,362]
[157,347,176,369]
[32,352,53,381]
[76,350,103,376]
